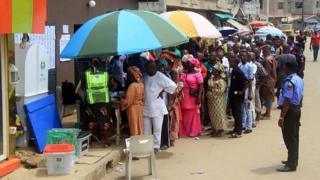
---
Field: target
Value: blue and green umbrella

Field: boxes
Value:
[61,10,189,58]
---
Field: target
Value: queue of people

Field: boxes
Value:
[114,33,306,160]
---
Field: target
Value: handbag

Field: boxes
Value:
[185,74,199,97]
[189,88,199,97]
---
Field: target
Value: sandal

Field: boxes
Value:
[229,133,242,138]
[160,146,169,150]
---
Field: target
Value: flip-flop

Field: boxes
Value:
[229,134,242,138]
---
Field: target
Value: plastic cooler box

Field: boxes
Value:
[46,128,80,157]
[44,144,74,175]
[47,129,91,157]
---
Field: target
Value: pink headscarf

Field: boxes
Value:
[187,57,201,68]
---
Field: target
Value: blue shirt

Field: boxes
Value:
[108,57,125,88]
[278,73,304,106]
[239,62,254,80]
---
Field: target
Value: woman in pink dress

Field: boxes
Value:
[179,57,204,137]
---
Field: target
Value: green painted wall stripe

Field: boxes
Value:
[80,12,119,57]
[12,0,33,32]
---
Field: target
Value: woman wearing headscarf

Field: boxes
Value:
[206,63,227,137]
[168,71,184,146]
[179,57,203,137]
[121,66,144,136]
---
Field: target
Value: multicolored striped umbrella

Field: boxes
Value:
[0,0,47,33]
[61,10,188,58]
[161,11,221,38]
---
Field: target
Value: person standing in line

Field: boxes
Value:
[260,45,277,120]
[168,71,184,146]
[277,61,304,172]
[247,52,258,127]
[206,63,227,137]
[121,66,144,136]
[239,51,254,134]
[143,61,177,151]
[228,55,249,138]
[204,51,218,73]
[216,48,230,72]
[296,31,306,52]
[250,51,268,123]
[310,31,320,62]
[179,58,204,138]
[157,59,173,150]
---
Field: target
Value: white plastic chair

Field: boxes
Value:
[125,135,157,180]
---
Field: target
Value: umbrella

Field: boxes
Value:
[218,27,238,37]
[161,11,221,38]
[256,26,286,37]
[61,10,188,58]
[250,21,268,28]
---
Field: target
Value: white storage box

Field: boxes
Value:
[44,144,74,175]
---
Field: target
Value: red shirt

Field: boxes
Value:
[311,34,320,47]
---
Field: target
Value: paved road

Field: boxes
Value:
[104,40,320,180]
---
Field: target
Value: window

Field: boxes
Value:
[260,0,263,9]
[278,2,284,9]
[317,1,320,8]
[295,2,303,9]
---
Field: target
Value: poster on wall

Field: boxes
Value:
[59,34,71,62]
[14,26,56,69]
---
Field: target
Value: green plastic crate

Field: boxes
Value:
[46,128,81,157]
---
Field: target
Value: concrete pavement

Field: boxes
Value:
[104,41,320,180]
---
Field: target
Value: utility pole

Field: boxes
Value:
[266,0,270,22]
[301,0,304,29]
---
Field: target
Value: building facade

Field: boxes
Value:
[47,0,138,86]
[289,0,320,16]
[258,0,291,24]
[258,0,320,25]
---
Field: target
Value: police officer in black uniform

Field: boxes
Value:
[277,60,304,172]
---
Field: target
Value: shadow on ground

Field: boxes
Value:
[251,165,280,175]
[115,175,153,180]
[156,151,174,159]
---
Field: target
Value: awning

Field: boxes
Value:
[215,13,235,20]
[227,19,251,32]
[0,0,47,34]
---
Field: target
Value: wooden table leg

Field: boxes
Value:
[115,108,121,145]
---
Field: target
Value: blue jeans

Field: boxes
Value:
[242,100,253,130]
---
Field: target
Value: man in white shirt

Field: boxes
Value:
[144,61,177,150]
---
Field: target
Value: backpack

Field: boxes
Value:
[61,80,77,105]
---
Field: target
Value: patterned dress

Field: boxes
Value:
[206,78,227,130]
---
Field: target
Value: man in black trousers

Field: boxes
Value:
[277,61,304,172]
[228,54,249,138]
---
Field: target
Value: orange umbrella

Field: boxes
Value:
[250,21,268,28]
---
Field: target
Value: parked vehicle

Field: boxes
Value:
[277,24,295,36]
